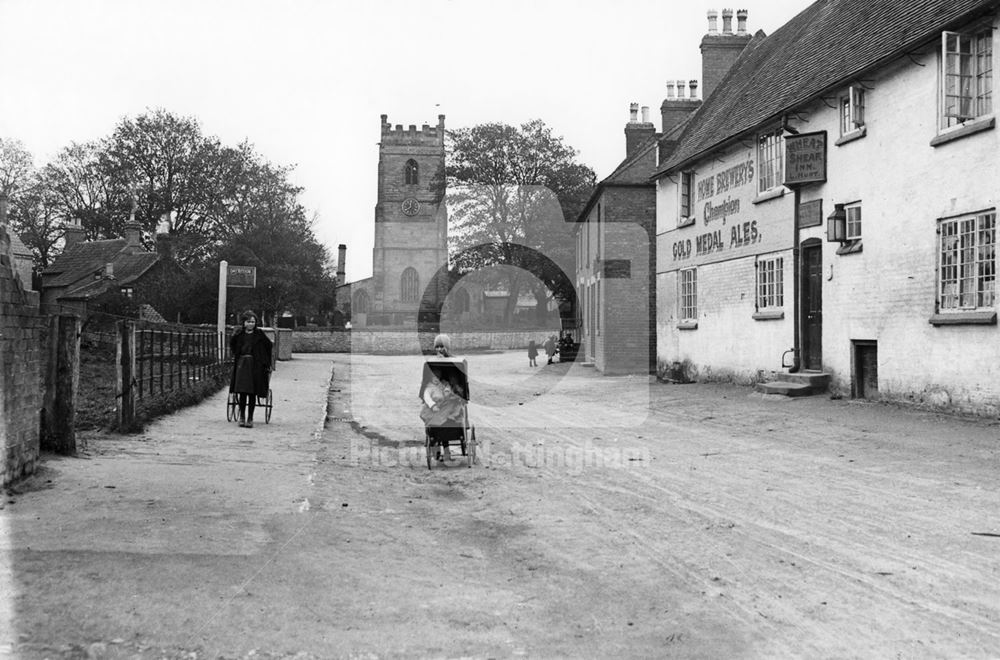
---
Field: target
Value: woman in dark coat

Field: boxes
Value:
[229,310,273,428]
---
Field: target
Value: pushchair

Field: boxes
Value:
[419,357,476,469]
[226,371,273,424]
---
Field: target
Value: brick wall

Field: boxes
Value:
[602,187,656,374]
[0,223,42,487]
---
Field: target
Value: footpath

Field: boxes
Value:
[1,354,336,659]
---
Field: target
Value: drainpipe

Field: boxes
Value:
[789,186,801,373]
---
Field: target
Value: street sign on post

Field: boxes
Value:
[227,265,257,288]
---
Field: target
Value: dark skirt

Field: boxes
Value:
[233,355,256,394]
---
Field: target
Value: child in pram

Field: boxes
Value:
[419,334,468,462]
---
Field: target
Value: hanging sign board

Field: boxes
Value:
[227,265,256,288]
[784,131,827,186]
[798,199,823,228]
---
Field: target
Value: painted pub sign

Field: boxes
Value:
[783,131,827,186]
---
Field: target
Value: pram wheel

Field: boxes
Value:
[425,432,433,470]
[226,392,238,422]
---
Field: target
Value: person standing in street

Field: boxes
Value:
[229,310,273,428]
[544,334,557,365]
[528,339,539,367]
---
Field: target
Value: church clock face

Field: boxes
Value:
[401,197,420,217]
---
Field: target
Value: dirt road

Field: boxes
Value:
[3,351,1000,658]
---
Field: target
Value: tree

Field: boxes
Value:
[7,110,335,325]
[0,138,34,197]
[446,120,595,324]
[7,175,65,271]
[43,141,131,241]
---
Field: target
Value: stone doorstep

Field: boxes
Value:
[756,381,815,397]
[756,371,830,397]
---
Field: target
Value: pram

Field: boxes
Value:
[419,357,476,469]
[226,371,273,424]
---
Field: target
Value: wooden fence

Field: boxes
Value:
[116,320,230,428]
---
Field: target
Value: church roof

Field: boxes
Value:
[655,0,997,176]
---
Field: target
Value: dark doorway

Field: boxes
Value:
[853,340,879,400]
[801,242,823,370]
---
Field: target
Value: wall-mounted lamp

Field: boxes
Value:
[827,203,847,243]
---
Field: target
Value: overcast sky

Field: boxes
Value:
[0,0,814,282]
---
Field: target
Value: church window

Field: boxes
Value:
[401,267,420,302]
[354,290,370,315]
[404,159,419,185]
[452,287,470,314]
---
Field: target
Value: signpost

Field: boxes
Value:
[217,262,257,359]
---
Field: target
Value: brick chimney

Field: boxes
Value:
[625,102,656,158]
[155,231,172,261]
[700,8,753,101]
[124,222,143,251]
[336,244,347,287]
[63,219,86,249]
[660,78,701,137]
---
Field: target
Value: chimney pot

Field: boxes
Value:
[665,81,676,99]
[676,80,687,97]
[707,9,718,33]
[641,106,650,123]
[737,9,748,35]
[722,8,734,34]
[689,80,699,99]
[629,102,639,122]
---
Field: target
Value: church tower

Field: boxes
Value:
[370,114,448,324]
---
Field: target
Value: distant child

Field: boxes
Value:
[544,334,557,365]
[528,340,538,367]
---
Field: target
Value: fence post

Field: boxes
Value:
[117,320,135,430]
[41,314,80,454]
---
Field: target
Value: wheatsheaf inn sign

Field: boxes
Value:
[783,131,827,186]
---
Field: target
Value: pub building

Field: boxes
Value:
[654,0,1000,414]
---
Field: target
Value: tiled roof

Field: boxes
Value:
[43,239,128,285]
[43,237,161,299]
[656,0,997,175]
[9,232,31,258]
[602,134,660,185]
[577,112,694,223]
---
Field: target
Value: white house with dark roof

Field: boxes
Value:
[654,0,999,414]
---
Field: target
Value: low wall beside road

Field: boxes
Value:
[292,328,556,354]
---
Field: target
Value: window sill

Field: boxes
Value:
[677,216,696,228]
[752,310,785,321]
[753,188,786,205]
[928,311,997,326]
[836,239,863,255]
[835,126,866,146]
[677,321,698,330]
[930,115,995,147]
